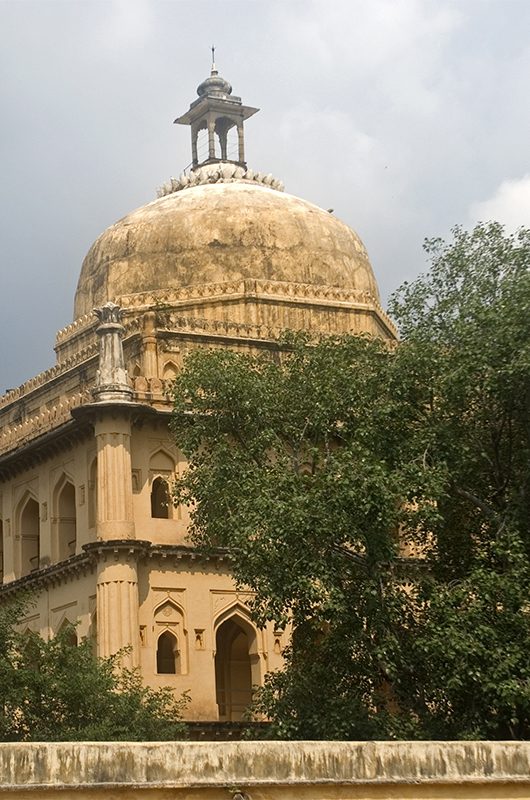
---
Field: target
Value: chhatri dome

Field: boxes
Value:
[73,58,388,334]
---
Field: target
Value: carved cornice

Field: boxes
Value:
[118,278,379,309]
[0,418,93,479]
[83,539,152,561]
[0,542,230,597]
[0,551,96,598]
[119,279,397,336]
[146,544,230,567]
[54,279,396,354]
[0,388,171,463]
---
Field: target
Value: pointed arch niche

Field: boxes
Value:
[53,475,77,562]
[18,494,40,577]
[214,607,260,721]
[154,598,188,675]
[149,450,176,520]
[162,360,179,382]
[57,618,78,647]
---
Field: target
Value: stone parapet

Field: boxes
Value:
[0,390,92,457]
[0,344,97,410]
[0,741,529,798]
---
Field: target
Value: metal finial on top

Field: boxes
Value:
[211,44,216,74]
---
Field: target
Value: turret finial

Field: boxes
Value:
[211,45,216,75]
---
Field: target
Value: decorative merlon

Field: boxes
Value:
[0,389,92,458]
[92,303,132,403]
[157,162,284,198]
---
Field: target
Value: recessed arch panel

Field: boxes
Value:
[18,493,40,577]
[153,597,188,674]
[53,475,76,562]
[214,606,260,721]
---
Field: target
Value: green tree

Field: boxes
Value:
[387,222,530,738]
[171,222,530,739]
[0,601,188,741]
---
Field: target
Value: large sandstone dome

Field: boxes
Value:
[73,177,380,320]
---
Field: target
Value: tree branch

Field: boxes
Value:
[454,486,497,519]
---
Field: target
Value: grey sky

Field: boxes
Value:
[1,0,529,391]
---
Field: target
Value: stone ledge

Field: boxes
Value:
[0,741,529,790]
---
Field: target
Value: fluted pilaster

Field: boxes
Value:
[96,557,139,666]
[94,412,135,540]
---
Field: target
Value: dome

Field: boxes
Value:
[74,177,380,320]
[196,69,232,98]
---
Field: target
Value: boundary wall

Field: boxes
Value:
[1,741,530,799]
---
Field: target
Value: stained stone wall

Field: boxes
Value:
[0,741,529,799]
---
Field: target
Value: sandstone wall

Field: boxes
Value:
[0,741,529,799]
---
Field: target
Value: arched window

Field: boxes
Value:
[153,600,187,674]
[57,620,78,647]
[156,630,179,674]
[151,477,170,519]
[20,497,40,577]
[56,480,76,561]
[215,617,254,721]
[149,449,176,520]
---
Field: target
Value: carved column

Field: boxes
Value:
[237,122,245,164]
[208,117,216,160]
[191,124,198,167]
[94,410,135,540]
[95,547,140,668]
[219,129,228,161]
[93,302,132,403]
[141,311,158,378]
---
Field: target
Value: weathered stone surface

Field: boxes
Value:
[74,182,379,319]
[0,741,530,798]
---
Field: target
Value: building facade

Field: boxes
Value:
[0,64,396,721]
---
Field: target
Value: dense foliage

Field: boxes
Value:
[171,222,530,739]
[0,600,187,741]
